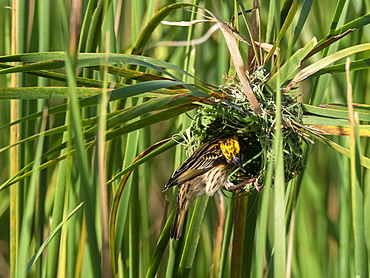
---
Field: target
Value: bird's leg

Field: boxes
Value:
[225,176,261,191]
[253,180,262,191]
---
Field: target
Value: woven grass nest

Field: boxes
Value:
[179,67,307,194]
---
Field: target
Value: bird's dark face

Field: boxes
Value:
[220,135,246,173]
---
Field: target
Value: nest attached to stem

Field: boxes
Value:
[178,67,307,195]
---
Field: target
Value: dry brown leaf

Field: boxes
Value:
[307,125,370,137]
[161,19,214,26]
[205,12,262,114]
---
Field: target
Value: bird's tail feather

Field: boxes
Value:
[170,207,187,240]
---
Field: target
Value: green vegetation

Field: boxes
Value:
[0,0,369,277]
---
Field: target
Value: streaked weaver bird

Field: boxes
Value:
[163,135,247,240]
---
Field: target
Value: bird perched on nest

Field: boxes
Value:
[163,135,246,240]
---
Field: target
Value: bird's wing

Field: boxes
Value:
[163,139,225,190]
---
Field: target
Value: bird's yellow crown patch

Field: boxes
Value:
[220,135,240,162]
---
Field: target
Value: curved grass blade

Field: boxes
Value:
[88,65,177,83]
[0,80,195,132]
[0,52,198,81]
[310,58,370,77]
[131,2,195,55]
[0,96,168,154]
[266,37,317,91]
[109,138,174,274]
[105,103,199,141]
[17,107,48,277]
[0,62,125,88]
[107,137,179,186]
[302,29,354,61]
[303,12,370,61]
[0,98,198,189]
[303,104,370,122]
[291,0,313,46]
[327,0,347,34]
[0,141,94,191]
[236,1,262,66]
[25,202,84,276]
[145,208,175,278]
[264,0,301,63]
[0,93,199,156]
[80,0,113,53]
[284,43,370,92]
[299,126,370,169]
[332,13,370,36]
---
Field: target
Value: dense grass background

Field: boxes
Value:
[0,0,369,277]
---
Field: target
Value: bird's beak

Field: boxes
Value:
[233,157,246,173]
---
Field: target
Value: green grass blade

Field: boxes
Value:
[273,60,286,278]
[266,37,317,91]
[145,209,175,278]
[303,104,370,122]
[307,131,370,169]
[17,108,47,277]
[347,62,368,277]
[0,87,108,99]
[333,13,370,36]
[0,52,199,81]
[26,203,83,276]
[350,122,367,277]
[217,197,234,278]
[264,0,301,63]
[253,187,271,277]
[0,80,195,134]
[292,0,313,46]
[131,3,195,55]
[109,137,174,275]
[285,43,370,92]
[178,196,209,277]
[310,58,370,77]
[45,113,71,278]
